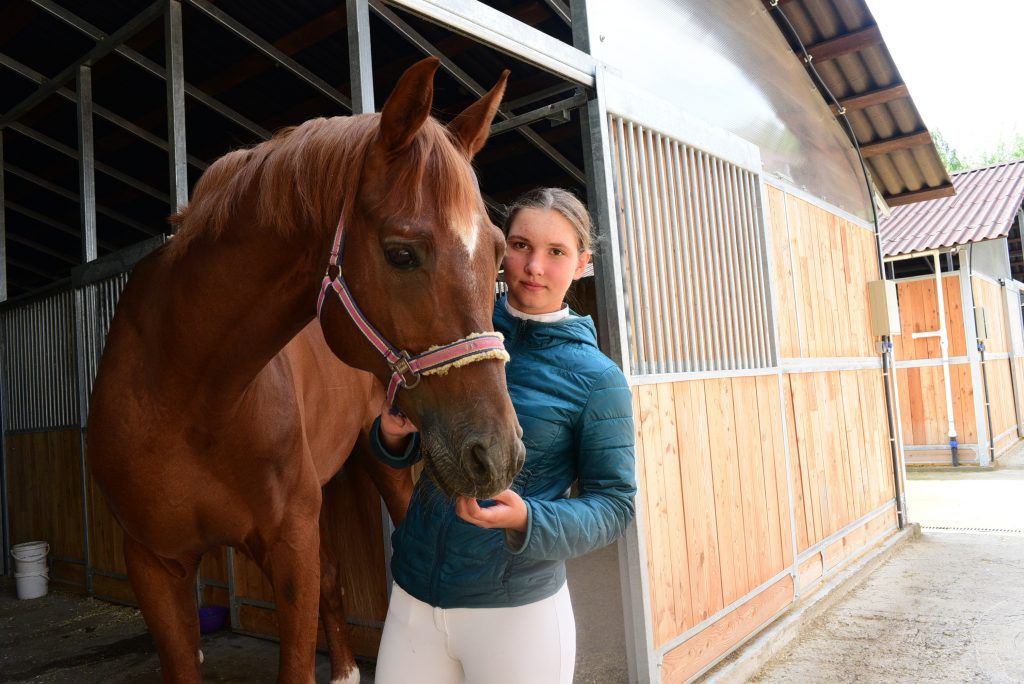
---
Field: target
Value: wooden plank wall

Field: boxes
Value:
[889,275,979,462]
[766,187,877,359]
[646,188,899,682]
[888,274,1024,461]
[5,429,86,587]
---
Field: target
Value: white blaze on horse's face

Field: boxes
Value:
[454,212,482,257]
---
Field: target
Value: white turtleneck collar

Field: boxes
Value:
[505,298,571,323]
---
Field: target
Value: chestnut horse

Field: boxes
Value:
[87,58,524,683]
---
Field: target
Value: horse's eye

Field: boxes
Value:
[385,246,419,269]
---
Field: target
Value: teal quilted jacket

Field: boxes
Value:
[370,297,636,608]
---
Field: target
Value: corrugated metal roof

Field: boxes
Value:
[767,0,955,208]
[879,160,1024,256]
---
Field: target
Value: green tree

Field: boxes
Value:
[978,131,1024,167]
[932,130,968,173]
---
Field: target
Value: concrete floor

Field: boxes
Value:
[0,543,626,683]
[752,442,1024,683]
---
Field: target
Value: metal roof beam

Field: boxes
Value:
[885,182,956,207]
[7,123,169,204]
[370,0,584,182]
[380,0,595,85]
[6,201,117,251]
[0,53,208,171]
[489,92,587,136]
[0,1,165,128]
[806,25,882,63]
[4,164,157,236]
[6,233,79,266]
[6,258,61,281]
[831,83,910,114]
[27,0,271,140]
[184,0,353,112]
[540,0,570,26]
[860,130,934,158]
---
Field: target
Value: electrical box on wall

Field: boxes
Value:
[975,307,989,340]
[867,280,901,336]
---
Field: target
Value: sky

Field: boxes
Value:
[865,0,1023,160]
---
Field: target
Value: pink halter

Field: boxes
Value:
[317,208,509,411]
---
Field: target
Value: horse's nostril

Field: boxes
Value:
[515,422,524,440]
[465,441,491,482]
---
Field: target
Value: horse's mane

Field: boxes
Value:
[167,113,479,258]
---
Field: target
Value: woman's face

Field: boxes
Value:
[503,207,590,315]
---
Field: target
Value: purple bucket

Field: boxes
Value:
[198,605,229,634]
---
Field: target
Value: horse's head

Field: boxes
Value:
[319,58,524,499]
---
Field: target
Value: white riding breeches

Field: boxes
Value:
[374,583,576,684]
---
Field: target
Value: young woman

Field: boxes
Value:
[371,188,636,684]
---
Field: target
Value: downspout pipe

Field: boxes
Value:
[932,252,959,466]
[966,244,996,465]
[768,1,905,527]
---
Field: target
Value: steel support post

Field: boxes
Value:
[165,0,189,211]
[346,0,395,599]
[0,132,7,573]
[76,66,97,264]
[72,287,93,592]
[0,133,6,303]
[347,0,375,114]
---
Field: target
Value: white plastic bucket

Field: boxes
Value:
[11,541,49,600]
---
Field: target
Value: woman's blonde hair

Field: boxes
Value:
[502,188,594,254]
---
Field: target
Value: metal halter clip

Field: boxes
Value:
[390,351,421,389]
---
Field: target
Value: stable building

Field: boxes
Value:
[881,159,1024,466]
[1,0,950,681]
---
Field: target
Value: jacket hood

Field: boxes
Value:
[493,295,599,350]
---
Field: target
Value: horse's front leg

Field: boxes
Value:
[123,535,203,683]
[319,486,361,684]
[258,507,322,684]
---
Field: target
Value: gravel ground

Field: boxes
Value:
[753,442,1024,683]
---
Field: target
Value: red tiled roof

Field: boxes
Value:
[879,159,1024,257]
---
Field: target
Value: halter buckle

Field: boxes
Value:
[390,351,421,389]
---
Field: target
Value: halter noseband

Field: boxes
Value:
[316,208,510,411]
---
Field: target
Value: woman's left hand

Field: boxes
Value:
[455,490,528,531]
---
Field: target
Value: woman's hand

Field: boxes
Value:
[378,402,418,453]
[455,490,528,531]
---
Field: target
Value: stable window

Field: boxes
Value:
[608,115,775,376]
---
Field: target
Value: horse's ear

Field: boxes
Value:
[379,57,441,153]
[447,70,509,159]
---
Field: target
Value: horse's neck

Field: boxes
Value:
[155,223,326,407]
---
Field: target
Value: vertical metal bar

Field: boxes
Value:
[347,0,375,114]
[744,173,771,366]
[681,145,709,371]
[633,126,658,374]
[720,164,747,369]
[77,66,97,263]
[697,153,723,370]
[73,289,92,591]
[645,132,671,373]
[582,86,632,378]
[0,315,9,574]
[661,138,687,372]
[671,142,698,372]
[613,116,642,375]
[735,168,760,368]
[0,133,6,303]
[165,0,189,211]
[226,546,239,628]
[346,0,391,600]
[652,134,681,372]
[622,121,649,374]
